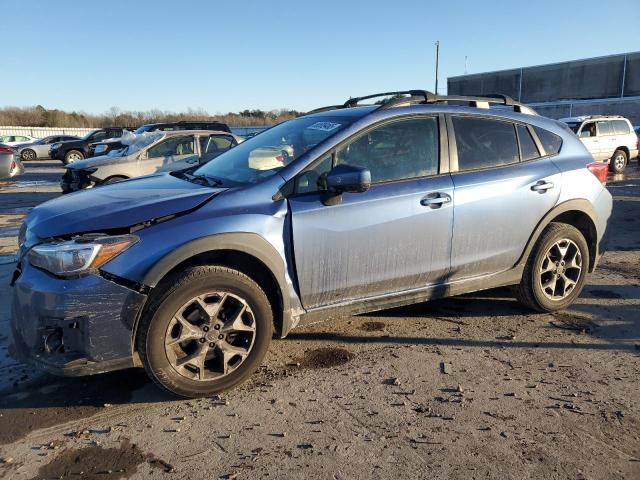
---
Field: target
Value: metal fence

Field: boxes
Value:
[0,125,270,139]
[0,126,95,138]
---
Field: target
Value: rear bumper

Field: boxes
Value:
[9,260,146,376]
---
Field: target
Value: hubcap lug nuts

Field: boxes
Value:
[214,324,220,330]
[203,326,209,332]
[218,334,224,340]
[209,342,215,347]
[200,338,206,343]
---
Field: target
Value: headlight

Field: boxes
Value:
[28,235,138,276]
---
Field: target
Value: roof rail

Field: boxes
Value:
[308,90,537,116]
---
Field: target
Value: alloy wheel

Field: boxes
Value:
[538,238,582,301]
[67,152,82,162]
[613,154,625,171]
[164,291,256,381]
[22,150,35,161]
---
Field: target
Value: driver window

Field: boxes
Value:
[90,131,108,142]
[453,117,519,171]
[580,122,596,138]
[147,136,194,158]
[335,117,439,183]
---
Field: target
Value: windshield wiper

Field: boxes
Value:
[187,173,224,187]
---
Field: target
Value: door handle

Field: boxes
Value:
[531,180,554,192]
[186,158,198,164]
[420,192,451,208]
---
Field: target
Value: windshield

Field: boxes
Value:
[121,132,164,156]
[194,115,355,185]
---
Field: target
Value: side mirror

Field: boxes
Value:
[580,130,591,138]
[326,164,371,194]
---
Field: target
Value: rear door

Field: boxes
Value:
[199,134,236,164]
[596,121,615,160]
[287,115,454,309]
[447,116,562,280]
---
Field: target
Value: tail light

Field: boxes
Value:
[0,146,15,154]
[9,160,16,172]
[587,162,608,184]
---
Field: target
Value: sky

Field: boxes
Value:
[2,0,639,114]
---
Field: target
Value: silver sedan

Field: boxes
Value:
[0,145,24,179]
[15,135,80,161]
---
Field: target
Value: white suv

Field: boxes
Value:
[561,115,638,173]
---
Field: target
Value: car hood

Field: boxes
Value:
[27,173,224,238]
[68,154,130,169]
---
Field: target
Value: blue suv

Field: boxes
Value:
[10,91,613,398]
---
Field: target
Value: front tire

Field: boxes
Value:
[609,149,627,174]
[63,150,84,164]
[137,266,273,398]
[517,223,589,312]
[21,149,36,161]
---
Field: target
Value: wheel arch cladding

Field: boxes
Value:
[135,233,289,342]
[518,200,599,273]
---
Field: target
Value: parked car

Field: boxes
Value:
[61,130,243,193]
[0,145,24,179]
[50,128,133,164]
[134,121,231,134]
[88,121,231,158]
[560,115,638,173]
[10,90,612,398]
[16,135,80,161]
[0,134,37,146]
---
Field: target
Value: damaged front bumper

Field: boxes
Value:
[9,260,147,376]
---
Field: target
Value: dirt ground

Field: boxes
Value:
[0,160,638,480]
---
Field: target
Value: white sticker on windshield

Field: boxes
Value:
[307,122,342,132]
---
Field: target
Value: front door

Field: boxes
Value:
[288,116,454,309]
[143,135,199,174]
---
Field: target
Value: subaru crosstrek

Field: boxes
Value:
[10,90,613,398]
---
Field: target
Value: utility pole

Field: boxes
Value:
[434,41,440,94]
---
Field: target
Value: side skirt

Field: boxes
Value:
[296,267,523,328]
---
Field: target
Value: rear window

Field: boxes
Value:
[533,126,562,156]
[453,117,519,171]
[517,125,540,161]
[611,120,630,135]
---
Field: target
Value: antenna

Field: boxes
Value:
[434,41,440,94]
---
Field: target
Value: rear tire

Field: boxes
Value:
[517,222,589,312]
[609,149,627,174]
[137,266,273,398]
[63,150,84,164]
[21,149,36,161]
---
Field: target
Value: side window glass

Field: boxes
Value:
[611,120,630,135]
[335,117,439,183]
[200,135,233,161]
[453,117,519,171]
[90,131,108,142]
[517,125,540,161]
[579,122,596,138]
[295,155,333,194]
[147,136,194,158]
[597,121,612,136]
[533,126,563,156]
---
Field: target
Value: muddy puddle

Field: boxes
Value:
[299,347,354,369]
[359,321,386,332]
[32,438,173,480]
